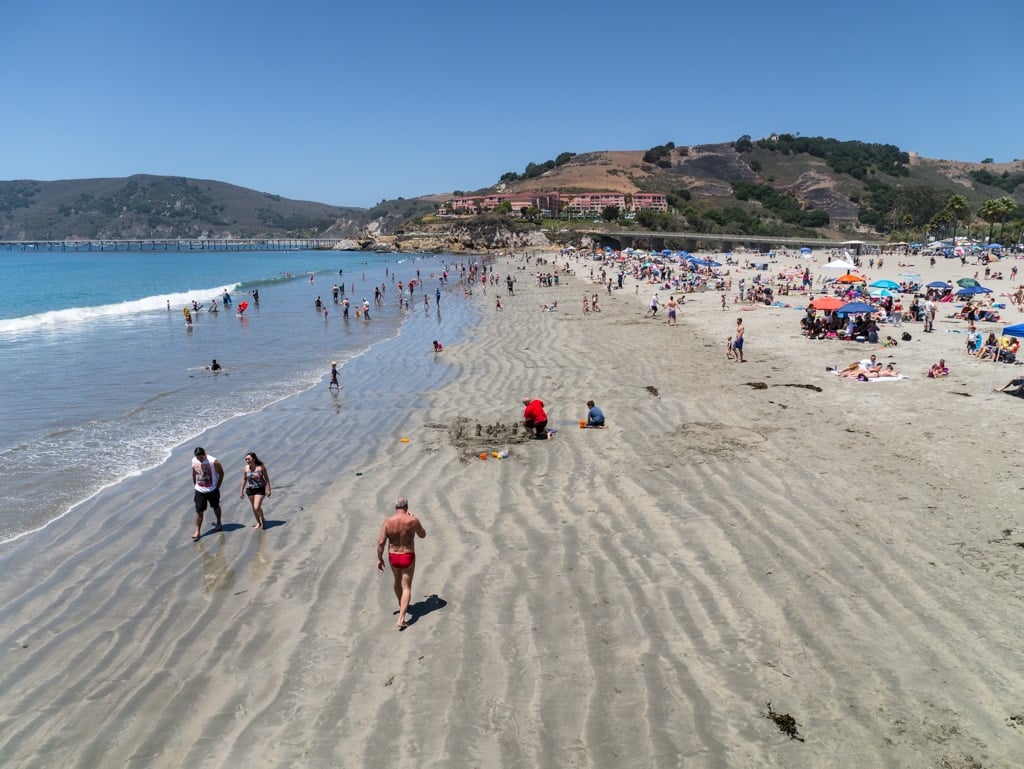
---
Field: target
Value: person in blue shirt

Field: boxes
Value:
[435,287,442,307]
[585,400,605,428]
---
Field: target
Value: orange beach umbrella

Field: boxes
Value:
[810,296,845,311]
[835,273,867,284]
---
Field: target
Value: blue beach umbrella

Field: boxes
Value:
[989,243,1003,249]
[869,279,900,290]
[867,287,894,298]
[926,281,952,289]
[800,246,812,254]
[837,301,876,315]
[1003,323,1024,338]
[705,259,722,267]
[955,286,993,296]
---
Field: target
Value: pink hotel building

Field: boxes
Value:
[438,191,668,218]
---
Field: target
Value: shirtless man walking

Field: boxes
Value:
[376,497,426,629]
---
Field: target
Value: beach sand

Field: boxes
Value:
[2,248,1023,768]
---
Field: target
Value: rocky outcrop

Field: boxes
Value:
[337,220,556,254]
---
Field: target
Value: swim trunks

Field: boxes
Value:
[389,552,415,569]
[733,337,744,349]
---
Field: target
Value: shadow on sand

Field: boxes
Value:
[398,594,448,628]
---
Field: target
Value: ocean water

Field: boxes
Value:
[0,248,473,545]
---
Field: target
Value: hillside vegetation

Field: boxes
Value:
[4,135,1024,244]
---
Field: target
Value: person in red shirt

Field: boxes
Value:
[522,398,549,440]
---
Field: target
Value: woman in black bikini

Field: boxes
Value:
[239,451,271,529]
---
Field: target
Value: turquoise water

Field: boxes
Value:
[0,248,474,544]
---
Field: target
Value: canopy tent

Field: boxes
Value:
[822,259,857,271]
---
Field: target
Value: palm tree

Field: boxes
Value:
[946,194,970,246]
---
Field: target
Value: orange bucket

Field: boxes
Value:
[579,419,587,428]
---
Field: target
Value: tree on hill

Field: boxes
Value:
[643,143,675,168]
[978,196,1017,240]
[945,194,971,245]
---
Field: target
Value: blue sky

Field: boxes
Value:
[2,0,1020,209]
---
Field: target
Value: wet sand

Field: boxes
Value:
[1,249,1023,768]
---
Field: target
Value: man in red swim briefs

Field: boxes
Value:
[376,496,427,629]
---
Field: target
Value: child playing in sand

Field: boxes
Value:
[726,336,734,360]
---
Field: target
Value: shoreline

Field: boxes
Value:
[1,249,1022,768]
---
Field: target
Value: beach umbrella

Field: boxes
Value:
[957,278,981,288]
[705,259,722,267]
[800,246,812,254]
[835,273,866,283]
[989,243,1003,249]
[1004,323,1024,338]
[869,279,900,289]
[837,301,876,315]
[811,296,846,310]
[926,281,952,289]
[867,288,894,298]
[956,286,993,296]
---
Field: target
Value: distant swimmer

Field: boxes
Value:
[329,361,340,390]
[183,307,192,325]
[209,359,222,371]
[209,299,218,313]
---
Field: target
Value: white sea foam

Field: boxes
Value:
[0,283,241,335]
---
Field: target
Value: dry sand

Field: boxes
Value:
[1,248,1023,769]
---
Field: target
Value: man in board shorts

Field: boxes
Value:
[376,497,427,630]
[191,447,225,540]
[733,317,745,362]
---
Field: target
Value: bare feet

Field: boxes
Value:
[192,531,200,541]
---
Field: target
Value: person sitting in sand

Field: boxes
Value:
[883,336,899,348]
[432,340,443,353]
[926,359,949,378]
[994,376,1024,394]
[584,400,605,428]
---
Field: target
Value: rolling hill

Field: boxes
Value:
[3,137,1023,243]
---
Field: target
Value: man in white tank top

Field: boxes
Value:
[191,447,225,540]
